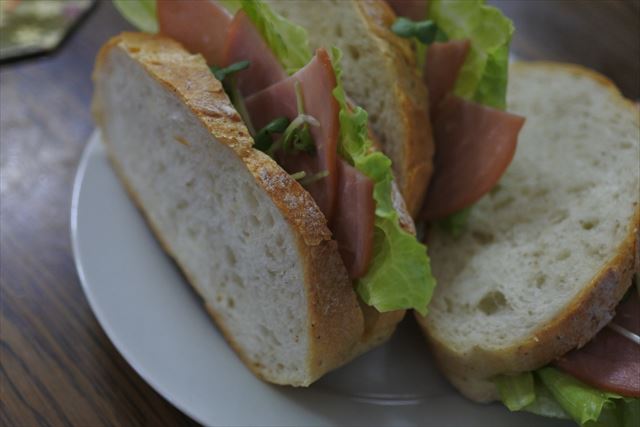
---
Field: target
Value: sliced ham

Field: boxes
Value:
[421,95,524,220]
[554,292,640,397]
[331,160,375,279]
[157,0,232,66]
[222,10,287,97]
[425,40,471,110]
[245,48,339,221]
[386,0,429,21]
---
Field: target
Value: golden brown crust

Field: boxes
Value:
[416,62,640,402]
[94,33,367,385]
[419,210,638,401]
[357,0,435,217]
[93,33,418,385]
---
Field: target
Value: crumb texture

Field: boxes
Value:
[96,43,313,384]
[426,63,640,352]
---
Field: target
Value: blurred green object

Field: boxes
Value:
[0,0,95,61]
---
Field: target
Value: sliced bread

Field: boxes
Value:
[417,62,640,402]
[92,32,406,386]
[266,0,434,217]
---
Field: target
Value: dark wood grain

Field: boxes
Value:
[0,1,638,426]
[0,2,198,426]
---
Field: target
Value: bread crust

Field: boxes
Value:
[356,0,435,217]
[93,33,413,385]
[416,62,640,402]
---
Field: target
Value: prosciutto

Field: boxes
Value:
[246,49,376,278]
[554,292,640,397]
[157,0,232,66]
[160,3,376,279]
[331,160,375,279]
[425,40,471,110]
[421,95,524,220]
[416,36,523,220]
[386,0,429,21]
[222,10,287,97]
[245,48,340,222]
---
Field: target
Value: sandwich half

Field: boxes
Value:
[418,63,640,425]
[98,0,436,386]
[264,0,434,217]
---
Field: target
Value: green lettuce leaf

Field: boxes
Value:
[523,380,570,419]
[428,0,514,110]
[330,48,435,315]
[113,0,157,33]
[537,367,622,426]
[218,0,242,13]
[241,0,311,74]
[494,372,536,411]
[623,398,640,427]
[437,206,471,237]
[495,366,640,426]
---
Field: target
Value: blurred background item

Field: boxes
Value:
[0,0,95,61]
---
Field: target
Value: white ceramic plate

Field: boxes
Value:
[72,131,571,426]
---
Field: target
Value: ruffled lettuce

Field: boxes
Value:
[494,368,640,426]
[240,0,311,74]
[114,0,434,313]
[113,0,157,33]
[428,0,514,110]
[494,371,536,411]
[330,48,435,315]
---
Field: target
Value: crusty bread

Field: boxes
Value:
[92,33,407,386]
[266,0,434,217]
[416,62,640,402]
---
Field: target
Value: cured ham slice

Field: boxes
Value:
[245,48,339,221]
[331,160,375,279]
[424,40,471,110]
[223,10,287,97]
[554,292,640,397]
[386,0,429,21]
[421,95,524,220]
[157,2,377,278]
[157,0,232,66]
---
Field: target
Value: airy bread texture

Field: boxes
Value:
[417,62,640,402]
[92,33,405,386]
[266,0,434,217]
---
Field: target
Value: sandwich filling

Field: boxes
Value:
[388,1,640,425]
[388,0,524,224]
[115,0,436,315]
[493,286,640,426]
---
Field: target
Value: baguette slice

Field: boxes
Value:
[92,32,405,386]
[266,0,434,217]
[417,62,640,402]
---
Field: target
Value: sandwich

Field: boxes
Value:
[115,0,435,217]
[98,0,436,386]
[263,0,435,217]
[418,62,639,426]
[268,0,525,226]
[271,1,639,423]
[380,3,640,424]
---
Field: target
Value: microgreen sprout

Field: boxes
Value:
[209,60,250,82]
[256,81,319,156]
[298,170,329,186]
[391,18,448,45]
[210,61,256,135]
[290,171,306,180]
[254,117,290,151]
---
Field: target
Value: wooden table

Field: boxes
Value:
[1,1,638,425]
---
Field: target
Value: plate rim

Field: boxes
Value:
[70,130,209,425]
